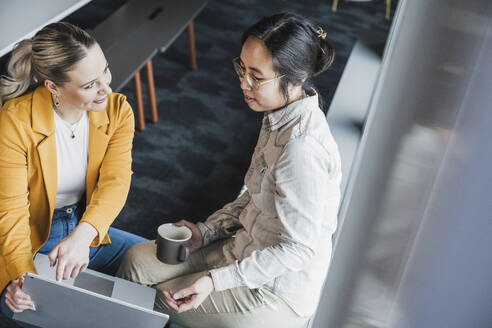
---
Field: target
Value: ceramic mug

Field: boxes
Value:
[155,223,191,264]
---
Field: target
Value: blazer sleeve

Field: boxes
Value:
[79,97,135,246]
[0,108,37,281]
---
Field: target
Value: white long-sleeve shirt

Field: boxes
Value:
[198,92,342,317]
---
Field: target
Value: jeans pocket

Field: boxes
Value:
[38,219,65,254]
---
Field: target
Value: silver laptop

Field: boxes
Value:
[13,254,169,328]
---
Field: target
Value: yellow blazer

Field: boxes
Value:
[0,85,135,292]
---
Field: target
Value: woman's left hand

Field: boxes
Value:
[48,222,98,281]
[162,274,215,313]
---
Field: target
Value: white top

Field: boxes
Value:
[53,110,89,208]
[198,92,342,317]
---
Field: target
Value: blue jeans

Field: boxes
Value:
[0,202,147,325]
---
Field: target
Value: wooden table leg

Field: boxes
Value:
[385,0,391,19]
[187,21,197,70]
[145,60,158,123]
[133,72,145,131]
[332,0,338,11]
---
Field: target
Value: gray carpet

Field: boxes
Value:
[0,0,396,326]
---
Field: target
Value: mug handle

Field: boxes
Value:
[178,245,189,262]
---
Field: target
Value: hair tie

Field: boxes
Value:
[316,27,327,40]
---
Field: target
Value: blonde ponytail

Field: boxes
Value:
[0,39,36,106]
[0,22,96,107]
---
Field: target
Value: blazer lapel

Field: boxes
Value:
[32,86,57,215]
[86,110,110,203]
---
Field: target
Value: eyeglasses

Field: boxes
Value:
[232,57,285,90]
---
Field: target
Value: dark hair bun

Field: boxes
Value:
[314,37,335,76]
[241,13,335,108]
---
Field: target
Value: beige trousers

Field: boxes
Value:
[116,240,309,328]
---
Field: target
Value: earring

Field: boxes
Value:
[53,95,60,108]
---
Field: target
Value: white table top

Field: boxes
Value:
[0,0,92,57]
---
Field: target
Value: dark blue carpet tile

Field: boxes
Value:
[0,1,395,326]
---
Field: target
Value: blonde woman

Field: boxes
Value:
[0,22,146,322]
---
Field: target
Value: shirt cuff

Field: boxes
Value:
[197,222,216,247]
[209,262,246,291]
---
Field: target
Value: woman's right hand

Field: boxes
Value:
[174,220,203,253]
[5,275,36,313]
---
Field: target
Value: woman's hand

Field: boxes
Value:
[5,275,36,313]
[174,220,203,253]
[162,274,214,313]
[48,222,97,281]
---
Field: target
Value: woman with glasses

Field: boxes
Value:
[118,13,341,328]
[0,22,146,321]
